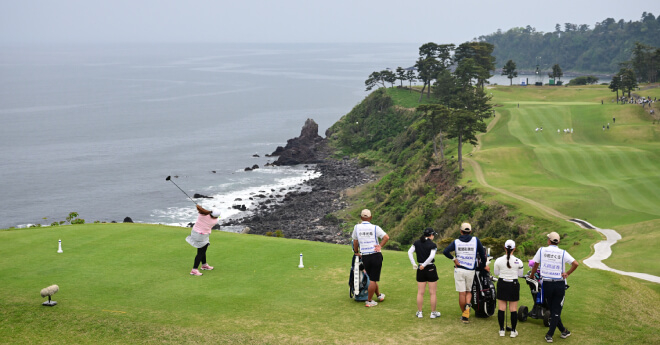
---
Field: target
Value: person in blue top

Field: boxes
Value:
[443,222,489,323]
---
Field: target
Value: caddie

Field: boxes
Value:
[442,222,489,323]
[352,209,389,307]
[529,232,579,343]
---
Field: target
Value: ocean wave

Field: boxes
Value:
[152,166,320,227]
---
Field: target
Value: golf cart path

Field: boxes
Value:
[466,113,660,284]
[568,219,660,283]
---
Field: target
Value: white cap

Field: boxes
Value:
[361,209,371,218]
[460,222,472,232]
[547,232,560,243]
[504,239,516,249]
[211,208,221,218]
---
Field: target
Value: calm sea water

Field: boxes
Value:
[0,43,420,229]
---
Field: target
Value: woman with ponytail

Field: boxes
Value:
[493,239,524,337]
[185,204,221,276]
[407,227,441,319]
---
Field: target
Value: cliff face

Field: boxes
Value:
[270,118,325,165]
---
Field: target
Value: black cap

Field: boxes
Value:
[423,227,437,237]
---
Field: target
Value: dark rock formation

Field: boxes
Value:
[193,193,213,199]
[232,204,247,211]
[270,118,324,165]
[228,151,375,244]
[123,217,133,223]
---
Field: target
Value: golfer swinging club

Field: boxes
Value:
[352,209,389,307]
[186,204,221,276]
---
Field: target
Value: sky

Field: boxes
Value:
[0,0,657,45]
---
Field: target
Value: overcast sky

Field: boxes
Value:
[0,0,656,45]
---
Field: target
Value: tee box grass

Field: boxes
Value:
[1,223,659,344]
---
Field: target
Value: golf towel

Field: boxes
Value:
[186,229,210,248]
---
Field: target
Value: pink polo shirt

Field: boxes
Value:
[192,213,216,235]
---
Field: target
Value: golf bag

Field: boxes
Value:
[348,255,370,301]
[518,270,568,327]
[471,267,497,318]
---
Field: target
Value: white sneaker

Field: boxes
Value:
[416,311,423,318]
[365,300,378,307]
[510,330,518,338]
[430,311,441,319]
[377,293,385,302]
[499,330,505,337]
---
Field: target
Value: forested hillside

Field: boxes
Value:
[478,12,660,73]
[326,88,557,256]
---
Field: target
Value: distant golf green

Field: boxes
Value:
[1,223,659,344]
[473,85,660,276]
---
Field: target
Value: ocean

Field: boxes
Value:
[0,43,420,229]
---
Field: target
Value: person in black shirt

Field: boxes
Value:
[408,227,441,319]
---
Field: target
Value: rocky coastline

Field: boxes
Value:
[222,119,376,244]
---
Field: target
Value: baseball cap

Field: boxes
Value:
[360,209,371,218]
[460,222,472,232]
[423,227,437,237]
[211,208,221,218]
[504,239,516,249]
[547,232,560,243]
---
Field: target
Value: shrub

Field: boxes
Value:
[567,75,599,86]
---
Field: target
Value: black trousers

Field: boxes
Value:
[193,243,209,269]
[544,280,567,336]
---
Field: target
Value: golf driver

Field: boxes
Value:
[165,175,198,205]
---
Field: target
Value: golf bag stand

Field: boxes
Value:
[472,267,497,318]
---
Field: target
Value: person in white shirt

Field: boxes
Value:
[529,232,579,343]
[493,239,524,338]
[352,209,389,307]
[408,228,440,319]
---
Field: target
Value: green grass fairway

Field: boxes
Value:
[1,224,659,344]
[473,86,660,276]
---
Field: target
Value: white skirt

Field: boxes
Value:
[185,229,210,248]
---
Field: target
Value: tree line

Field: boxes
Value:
[477,12,660,73]
[364,42,495,173]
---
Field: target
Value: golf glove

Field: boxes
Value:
[412,264,418,270]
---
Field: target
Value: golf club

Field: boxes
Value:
[165,175,198,205]
[505,303,512,331]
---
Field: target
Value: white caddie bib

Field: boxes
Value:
[455,237,477,269]
[355,224,379,255]
[540,246,565,279]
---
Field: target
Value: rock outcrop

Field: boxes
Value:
[270,118,324,165]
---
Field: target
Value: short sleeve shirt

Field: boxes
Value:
[412,239,437,264]
[532,245,575,280]
[352,222,387,255]
[493,255,524,280]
